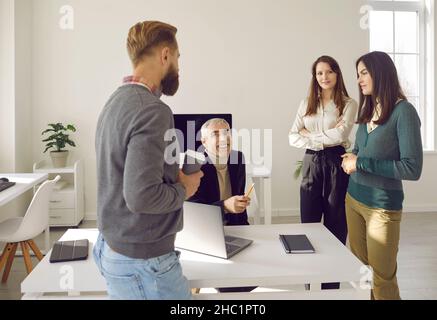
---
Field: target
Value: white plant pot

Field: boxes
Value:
[50,151,69,168]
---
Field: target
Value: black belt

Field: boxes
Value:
[305,145,345,155]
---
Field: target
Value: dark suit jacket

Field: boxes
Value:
[188,150,249,226]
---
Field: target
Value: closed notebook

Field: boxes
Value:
[279,234,315,254]
[49,239,89,263]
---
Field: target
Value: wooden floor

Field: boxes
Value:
[0,214,436,300]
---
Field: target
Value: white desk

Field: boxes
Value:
[0,173,49,250]
[0,174,48,207]
[21,224,370,300]
[247,166,272,225]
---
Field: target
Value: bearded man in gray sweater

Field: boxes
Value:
[94,21,203,300]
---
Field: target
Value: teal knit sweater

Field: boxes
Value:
[348,100,423,211]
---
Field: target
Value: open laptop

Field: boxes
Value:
[176,202,253,259]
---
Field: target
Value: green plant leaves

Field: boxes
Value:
[293,160,303,180]
[66,139,76,147]
[43,142,56,153]
[66,124,76,132]
[41,123,77,153]
[41,129,56,135]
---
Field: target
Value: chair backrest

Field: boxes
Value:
[16,175,61,240]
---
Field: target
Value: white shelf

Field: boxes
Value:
[33,160,75,173]
[54,184,75,193]
[33,159,84,227]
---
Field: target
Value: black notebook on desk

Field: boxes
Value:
[279,234,315,254]
[49,239,89,263]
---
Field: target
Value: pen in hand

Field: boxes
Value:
[245,183,255,198]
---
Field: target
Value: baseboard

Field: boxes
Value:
[258,205,437,218]
[402,205,437,213]
[256,208,300,217]
[85,212,97,221]
[276,208,300,217]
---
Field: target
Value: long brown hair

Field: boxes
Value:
[306,56,350,117]
[356,51,406,125]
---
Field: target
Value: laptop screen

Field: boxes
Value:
[176,202,252,259]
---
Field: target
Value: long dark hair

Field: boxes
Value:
[306,56,350,117]
[356,51,406,125]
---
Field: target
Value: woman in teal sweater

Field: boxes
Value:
[341,51,423,300]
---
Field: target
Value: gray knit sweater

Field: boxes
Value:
[95,84,185,259]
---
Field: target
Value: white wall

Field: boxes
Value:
[28,0,437,219]
[0,0,15,173]
[0,0,33,220]
[14,0,33,174]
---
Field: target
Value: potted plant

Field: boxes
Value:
[42,123,77,168]
[294,160,303,180]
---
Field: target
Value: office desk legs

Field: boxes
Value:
[252,177,272,225]
[252,178,261,225]
[44,226,50,255]
[310,283,322,291]
[263,178,272,225]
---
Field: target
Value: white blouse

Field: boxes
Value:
[289,98,359,151]
[367,104,382,133]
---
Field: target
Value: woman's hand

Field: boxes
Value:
[341,153,357,175]
[299,128,311,137]
[335,118,345,129]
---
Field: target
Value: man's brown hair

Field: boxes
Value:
[127,21,178,67]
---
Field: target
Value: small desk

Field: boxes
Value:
[0,173,49,250]
[247,166,272,225]
[21,224,370,300]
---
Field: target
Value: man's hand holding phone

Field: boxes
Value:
[178,170,204,199]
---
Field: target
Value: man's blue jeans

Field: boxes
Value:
[93,233,191,300]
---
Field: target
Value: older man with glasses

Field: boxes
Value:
[188,118,251,227]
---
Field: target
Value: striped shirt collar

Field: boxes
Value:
[122,76,162,98]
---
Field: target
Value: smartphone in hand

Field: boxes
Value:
[182,150,206,175]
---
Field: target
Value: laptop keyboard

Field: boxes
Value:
[225,243,239,253]
[225,236,238,242]
[0,182,15,193]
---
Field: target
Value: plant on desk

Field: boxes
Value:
[42,123,76,168]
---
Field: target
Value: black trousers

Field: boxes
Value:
[300,146,349,290]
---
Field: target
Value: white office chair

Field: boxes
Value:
[0,175,60,283]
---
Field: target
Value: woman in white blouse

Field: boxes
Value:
[289,56,358,289]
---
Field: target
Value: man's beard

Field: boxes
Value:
[161,65,179,96]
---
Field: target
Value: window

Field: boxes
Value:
[368,0,435,151]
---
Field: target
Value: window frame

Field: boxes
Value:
[368,0,435,151]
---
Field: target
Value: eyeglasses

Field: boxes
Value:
[207,129,231,139]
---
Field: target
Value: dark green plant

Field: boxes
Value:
[42,123,76,153]
[294,160,303,180]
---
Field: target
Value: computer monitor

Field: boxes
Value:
[173,114,232,153]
